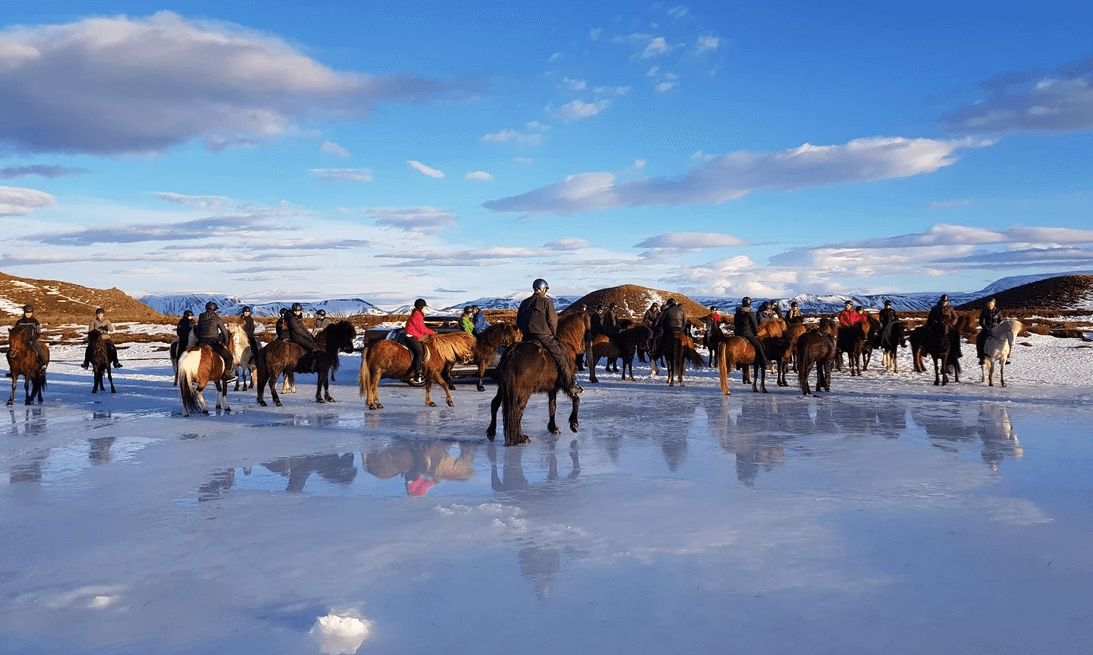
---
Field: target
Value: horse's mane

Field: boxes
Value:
[316,320,356,350]
[557,313,591,354]
[758,318,786,338]
[427,331,475,362]
[475,323,519,350]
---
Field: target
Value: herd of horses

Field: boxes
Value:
[4,307,1025,447]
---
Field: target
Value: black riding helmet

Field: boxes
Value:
[316,309,326,317]
[95,307,104,315]
[414,298,427,309]
[291,302,303,313]
[533,279,548,292]
[183,310,193,318]
[22,304,33,313]
[205,301,218,312]
[741,297,751,307]
[242,306,251,314]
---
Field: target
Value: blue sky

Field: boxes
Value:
[1,1,1091,306]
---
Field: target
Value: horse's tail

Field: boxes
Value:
[500,366,523,444]
[177,351,202,415]
[796,339,812,393]
[685,341,705,369]
[357,344,371,398]
[717,342,732,394]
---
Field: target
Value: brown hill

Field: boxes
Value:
[956,275,1093,313]
[0,271,168,323]
[561,284,714,324]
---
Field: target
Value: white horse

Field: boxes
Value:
[981,319,1023,387]
[226,324,258,391]
[170,330,196,386]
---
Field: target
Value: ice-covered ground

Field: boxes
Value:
[1,331,1091,654]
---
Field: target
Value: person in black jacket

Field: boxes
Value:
[878,299,899,346]
[516,278,581,396]
[240,306,260,356]
[195,301,236,383]
[734,297,767,367]
[285,303,317,352]
[976,297,1003,364]
[13,305,45,369]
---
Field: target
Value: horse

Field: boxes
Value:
[358,331,476,410]
[226,324,257,391]
[169,331,196,386]
[836,320,871,376]
[486,312,590,446]
[654,332,705,387]
[879,320,908,373]
[919,321,962,386]
[87,329,116,394]
[702,318,728,366]
[981,319,1023,387]
[177,345,229,416]
[757,318,787,339]
[588,323,653,383]
[6,325,48,406]
[796,318,839,396]
[256,321,357,406]
[762,336,793,387]
[783,322,808,372]
[717,336,767,395]
[472,324,521,391]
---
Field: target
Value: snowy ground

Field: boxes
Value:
[1,332,1092,654]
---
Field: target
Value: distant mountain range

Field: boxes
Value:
[125,270,1093,318]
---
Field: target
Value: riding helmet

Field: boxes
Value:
[205,301,218,312]
[414,298,427,309]
[884,300,892,307]
[741,297,751,307]
[183,310,193,318]
[291,302,303,312]
[22,304,33,313]
[463,306,472,314]
[533,278,548,292]
[242,306,251,314]
[95,307,104,315]
[317,310,326,317]
[939,294,949,304]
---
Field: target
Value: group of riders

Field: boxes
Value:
[7,283,1006,389]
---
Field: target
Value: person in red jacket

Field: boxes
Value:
[838,300,865,327]
[405,298,434,383]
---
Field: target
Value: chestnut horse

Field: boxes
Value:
[256,321,357,406]
[169,330,196,386]
[486,312,590,446]
[6,325,48,406]
[651,332,705,387]
[717,336,767,395]
[358,331,476,410]
[588,323,653,383]
[797,318,839,396]
[177,345,229,416]
[472,324,521,391]
[87,329,116,394]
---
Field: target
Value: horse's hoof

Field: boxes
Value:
[477,385,485,392]
[446,400,454,407]
[550,426,561,435]
[376,402,383,410]
[569,421,578,433]
[257,400,267,407]
[202,410,209,415]
[325,396,335,403]
[111,389,116,394]
[316,398,325,404]
[427,401,437,407]
[274,401,283,408]
[486,429,496,441]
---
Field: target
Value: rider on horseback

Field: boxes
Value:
[927,294,956,330]
[838,300,866,326]
[734,297,768,368]
[13,305,45,367]
[976,297,1003,364]
[517,278,582,396]
[878,299,899,345]
[195,301,236,383]
[312,309,331,335]
[285,303,318,352]
[82,307,122,370]
[406,298,434,384]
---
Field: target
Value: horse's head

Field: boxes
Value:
[334,321,357,353]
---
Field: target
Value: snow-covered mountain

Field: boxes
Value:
[437,293,579,313]
[139,294,387,317]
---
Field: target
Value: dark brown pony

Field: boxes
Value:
[358,331,476,410]
[836,320,872,376]
[879,320,908,373]
[6,325,48,406]
[921,321,962,386]
[177,345,229,416]
[783,322,808,372]
[797,318,839,396]
[717,336,767,394]
[588,323,653,383]
[256,321,356,406]
[653,333,705,387]
[486,312,590,446]
[87,329,116,394]
[472,324,521,391]
[762,336,793,387]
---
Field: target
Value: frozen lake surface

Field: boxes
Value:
[2,338,1092,654]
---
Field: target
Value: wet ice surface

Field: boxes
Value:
[2,339,1092,654]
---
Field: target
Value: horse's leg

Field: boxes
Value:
[999,359,1005,387]
[256,363,268,406]
[758,363,768,393]
[588,352,599,384]
[477,359,487,392]
[567,393,580,433]
[486,388,502,440]
[268,367,283,407]
[323,369,334,403]
[547,390,560,435]
[195,381,210,415]
[106,365,115,394]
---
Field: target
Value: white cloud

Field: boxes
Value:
[548,52,562,62]
[634,159,646,170]
[924,199,972,210]
[321,141,350,157]
[376,246,543,266]
[485,137,990,215]
[696,35,720,54]
[525,121,551,132]
[655,81,678,93]
[542,237,590,251]
[562,77,587,91]
[641,37,670,58]
[0,185,55,216]
[0,12,481,155]
[666,6,689,19]
[553,99,611,122]
[635,232,750,249]
[364,207,457,235]
[465,171,493,181]
[482,129,542,145]
[152,192,231,210]
[589,28,602,40]
[647,66,659,77]
[514,157,534,165]
[310,168,373,182]
[408,160,444,178]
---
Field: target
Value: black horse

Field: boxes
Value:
[256,321,356,406]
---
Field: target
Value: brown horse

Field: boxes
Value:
[486,312,590,446]
[256,321,357,406]
[797,318,839,396]
[472,324,521,391]
[358,331,476,410]
[588,323,653,383]
[651,332,704,386]
[717,336,767,394]
[6,325,48,406]
[757,318,787,339]
[178,345,229,416]
[836,320,872,376]
[783,322,808,372]
[87,329,116,394]
[762,336,793,387]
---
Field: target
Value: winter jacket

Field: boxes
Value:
[313,317,332,334]
[14,316,40,341]
[979,308,1002,331]
[878,308,898,326]
[472,312,490,334]
[196,310,229,345]
[406,310,434,340]
[734,307,759,337]
[662,303,687,334]
[176,317,194,344]
[838,309,865,327]
[88,317,114,336]
[517,293,558,338]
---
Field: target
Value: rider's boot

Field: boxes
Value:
[563,373,583,396]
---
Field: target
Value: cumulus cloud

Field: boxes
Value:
[562,77,587,91]
[321,141,350,157]
[655,81,678,93]
[0,12,483,155]
[465,171,493,181]
[153,192,231,210]
[542,237,590,251]
[0,165,88,179]
[364,207,456,235]
[484,136,990,216]
[310,168,373,182]
[696,35,720,54]
[481,129,542,145]
[0,185,54,216]
[641,37,670,58]
[940,55,1093,134]
[553,99,611,122]
[408,160,444,178]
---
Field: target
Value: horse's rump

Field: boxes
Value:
[757,318,786,339]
